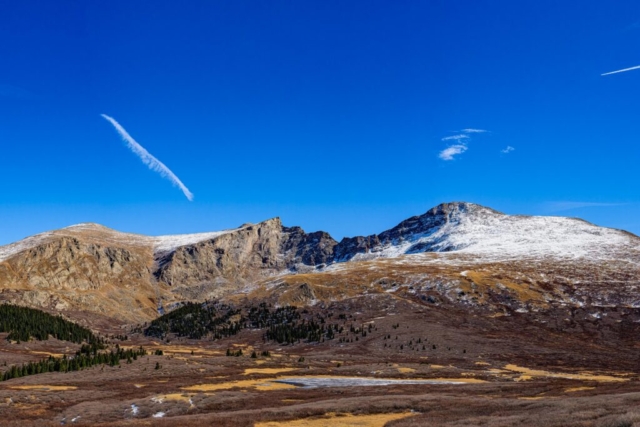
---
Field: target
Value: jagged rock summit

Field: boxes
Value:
[334,202,639,262]
[0,202,638,321]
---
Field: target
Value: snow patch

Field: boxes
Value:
[338,205,639,264]
[152,228,241,255]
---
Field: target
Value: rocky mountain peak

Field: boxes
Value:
[1,202,638,322]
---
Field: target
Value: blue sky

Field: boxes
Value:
[1,1,640,244]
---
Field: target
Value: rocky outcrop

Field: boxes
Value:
[2,237,150,290]
[152,219,338,299]
[0,233,157,321]
[333,203,497,261]
[1,202,638,323]
[154,219,284,288]
[281,227,336,267]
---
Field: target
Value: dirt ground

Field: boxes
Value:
[0,295,639,426]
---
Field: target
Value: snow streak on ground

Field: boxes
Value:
[274,377,469,388]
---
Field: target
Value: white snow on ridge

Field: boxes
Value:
[152,228,240,255]
[0,231,57,263]
[1,204,638,265]
[348,205,639,263]
[61,223,244,254]
[0,222,245,262]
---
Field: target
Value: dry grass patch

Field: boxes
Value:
[182,379,297,392]
[244,368,299,375]
[8,385,77,391]
[255,411,417,427]
[504,365,629,382]
[565,387,596,393]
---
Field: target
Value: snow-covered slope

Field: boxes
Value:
[2,202,638,265]
[1,203,639,321]
[338,202,639,263]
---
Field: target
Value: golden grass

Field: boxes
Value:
[464,271,543,304]
[504,365,628,382]
[158,393,195,404]
[244,368,299,375]
[565,387,596,393]
[182,379,297,392]
[429,377,486,384]
[396,367,416,374]
[152,345,223,357]
[254,412,417,427]
[9,385,77,391]
[29,351,65,358]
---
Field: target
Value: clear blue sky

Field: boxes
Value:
[1,0,639,244]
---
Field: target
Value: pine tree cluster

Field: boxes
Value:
[0,304,99,344]
[143,301,347,345]
[1,345,147,381]
[144,302,243,340]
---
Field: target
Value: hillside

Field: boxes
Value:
[0,202,638,322]
[1,203,640,426]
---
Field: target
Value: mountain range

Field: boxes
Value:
[1,202,638,323]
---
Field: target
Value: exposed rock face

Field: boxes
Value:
[0,218,339,318]
[333,203,497,261]
[0,231,157,321]
[153,219,338,299]
[280,227,336,267]
[0,202,638,323]
[3,237,149,290]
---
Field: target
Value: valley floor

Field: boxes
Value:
[0,296,639,426]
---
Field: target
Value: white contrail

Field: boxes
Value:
[100,114,194,201]
[601,65,640,76]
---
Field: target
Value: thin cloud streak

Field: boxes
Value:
[601,65,640,76]
[439,144,467,161]
[461,128,487,133]
[100,114,194,201]
[442,134,469,142]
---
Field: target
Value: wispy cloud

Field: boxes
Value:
[438,128,490,161]
[601,65,640,76]
[501,146,515,154]
[441,134,470,142]
[439,144,468,161]
[542,201,626,212]
[101,114,194,201]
